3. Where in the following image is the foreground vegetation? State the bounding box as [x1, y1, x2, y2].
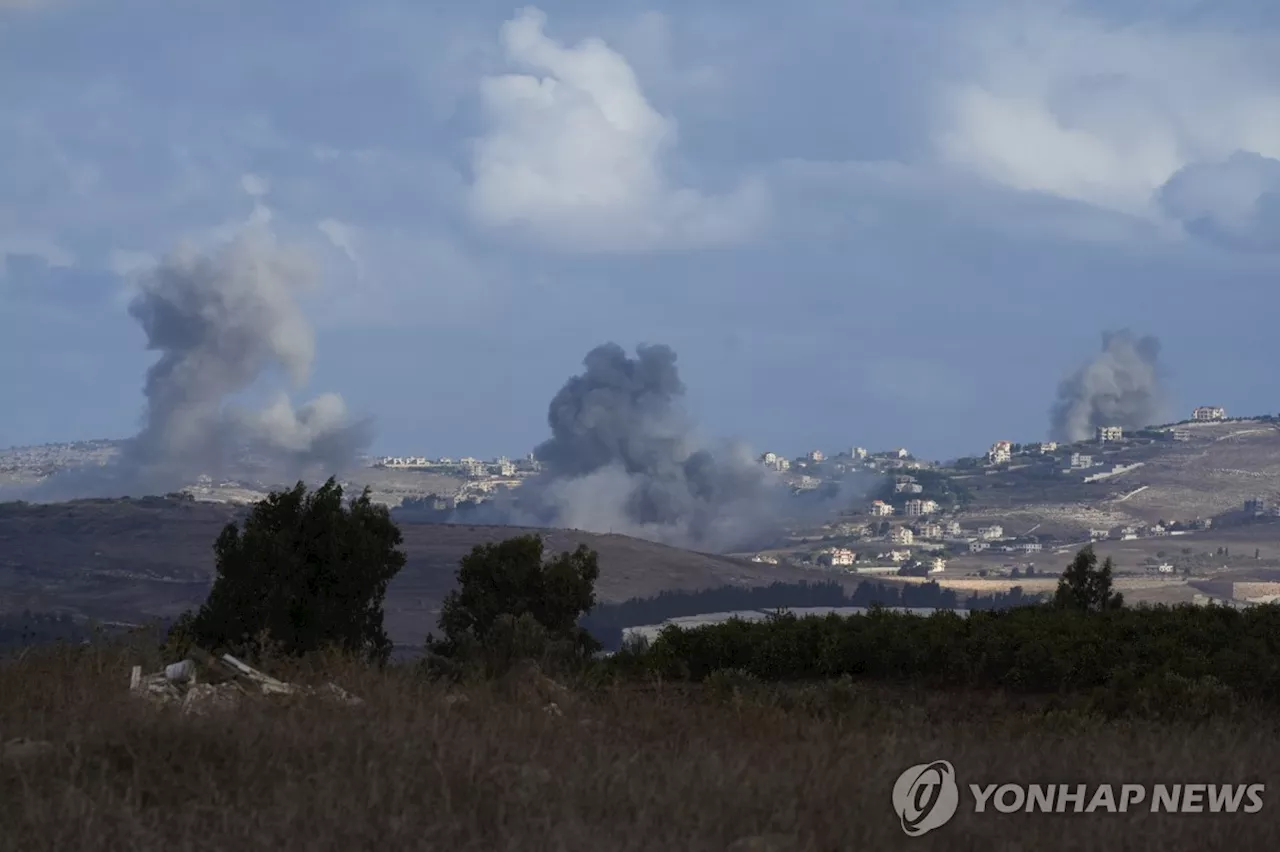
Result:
[6, 479, 1280, 848]
[3, 640, 1278, 851]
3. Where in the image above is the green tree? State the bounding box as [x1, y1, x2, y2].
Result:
[433, 534, 601, 658]
[1053, 545, 1123, 612]
[178, 477, 405, 663]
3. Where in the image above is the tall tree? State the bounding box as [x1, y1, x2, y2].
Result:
[435, 534, 600, 655]
[1054, 545, 1124, 613]
[181, 477, 406, 662]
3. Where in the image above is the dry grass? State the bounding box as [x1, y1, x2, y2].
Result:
[3, 644, 1279, 851]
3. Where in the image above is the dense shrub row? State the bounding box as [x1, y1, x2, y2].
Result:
[607, 602, 1280, 717]
[581, 580, 1040, 650]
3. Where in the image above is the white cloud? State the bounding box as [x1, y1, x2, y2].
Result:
[935, 8, 1280, 221]
[465, 6, 767, 252]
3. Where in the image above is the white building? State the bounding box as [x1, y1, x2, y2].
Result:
[1193, 406, 1227, 422]
[807, 450, 825, 463]
[869, 500, 895, 517]
[1096, 426, 1123, 442]
[988, 440, 1012, 465]
[1069, 453, 1093, 469]
[903, 498, 940, 516]
[969, 541, 990, 553]
[929, 556, 947, 573]
[977, 525, 1004, 541]
[889, 527, 915, 545]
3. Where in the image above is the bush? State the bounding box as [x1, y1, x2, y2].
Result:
[429, 534, 602, 675]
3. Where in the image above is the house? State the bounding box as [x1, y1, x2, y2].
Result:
[1120, 525, 1139, 540]
[751, 554, 779, 564]
[888, 527, 915, 545]
[969, 540, 990, 553]
[929, 556, 947, 573]
[869, 499, 895, 517]
[1149, 523, 1168, 537]
[895, 448, 911, 458]
[977, 525, 1004, 541]
[943, 521, 963, 537]
[1015, 541, 1042, 553]
[1037, 442, 1058, 454]
[761, 452, 778, 465]
[1156, 563, 1175, 574]
[1089, 529, 1111, 541]
[1246, 498, 1268, 516]
[903, 498, 940, 516]
[818, 547, 856, 567]
[916, 521, 943, 539]
[888, 549, 911, 563]
[987, 440, 1013, 465]
[1096, 426, 1123, 443]
[1191, 518, 1213, 531]
[1193, 406, 1226, 422]
[1069, 452, 1094, 469]
[852, 447, 868, 459]
[807, 450, 825, 463]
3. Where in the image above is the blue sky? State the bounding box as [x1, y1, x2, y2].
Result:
[2, 0, 1278, 462]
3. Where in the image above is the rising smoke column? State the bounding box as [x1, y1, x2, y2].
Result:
[15, 229, 371, 500]
[1050, 329, 1170, 443]
[484, 342, 839, 553]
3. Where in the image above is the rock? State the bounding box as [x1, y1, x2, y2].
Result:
[543, 702, 563, 716]
[442, 693, 470, 707]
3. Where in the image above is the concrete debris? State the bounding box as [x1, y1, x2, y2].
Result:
[128, 647, 362, 715]
[543, 702, 563, 717]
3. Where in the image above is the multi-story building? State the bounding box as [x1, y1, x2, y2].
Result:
[977, 525, 1004, 541]
[1037, 442, 1057, 454]
[1069, 452, 1093, 469]
[943, 521, 963, 537]
[916, 521, 943, 539]
[903, 498, 940, 516]
[869, 500, 895, 517]
[1096, 426, 1123, 442]
[987, 440, 1012, 465]
[969, 540, 990, 553]
[1193, 406, 1227, 422]
[852, 447, 868, 459]
[888, 527, 915, 545]
[929, 556, 947, 573]
[807, 450, 825, 463]
[819, 547, 857, 567]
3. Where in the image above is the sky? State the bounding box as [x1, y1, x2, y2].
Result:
[1, 0, 1278, 463]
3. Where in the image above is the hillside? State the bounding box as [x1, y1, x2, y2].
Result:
[0, 497, 834, 645]
[951, 419, 1280, 537]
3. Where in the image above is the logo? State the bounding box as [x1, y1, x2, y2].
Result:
[893, 760, 960, 836]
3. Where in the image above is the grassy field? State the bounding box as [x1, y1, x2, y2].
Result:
[3, 642, 1278, 851]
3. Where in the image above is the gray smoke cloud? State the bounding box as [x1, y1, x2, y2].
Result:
[9, 229, 371, 501]
[461, 342, 865, 553]
[1050, 329, 1170, 443]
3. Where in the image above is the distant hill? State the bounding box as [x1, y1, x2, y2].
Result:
[951, 419, 1280, 537]
[0, 497, 837, 646]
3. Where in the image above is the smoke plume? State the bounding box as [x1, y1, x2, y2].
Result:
[12, 229, 371, 500]
[1050, 329, 1169, 443]
[456, 342, 864, 553]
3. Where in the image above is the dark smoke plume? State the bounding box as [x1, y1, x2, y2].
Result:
[1050, 329, 1169, 443]
[450, 342, 866, 553]
[9, 229, 371, 501]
